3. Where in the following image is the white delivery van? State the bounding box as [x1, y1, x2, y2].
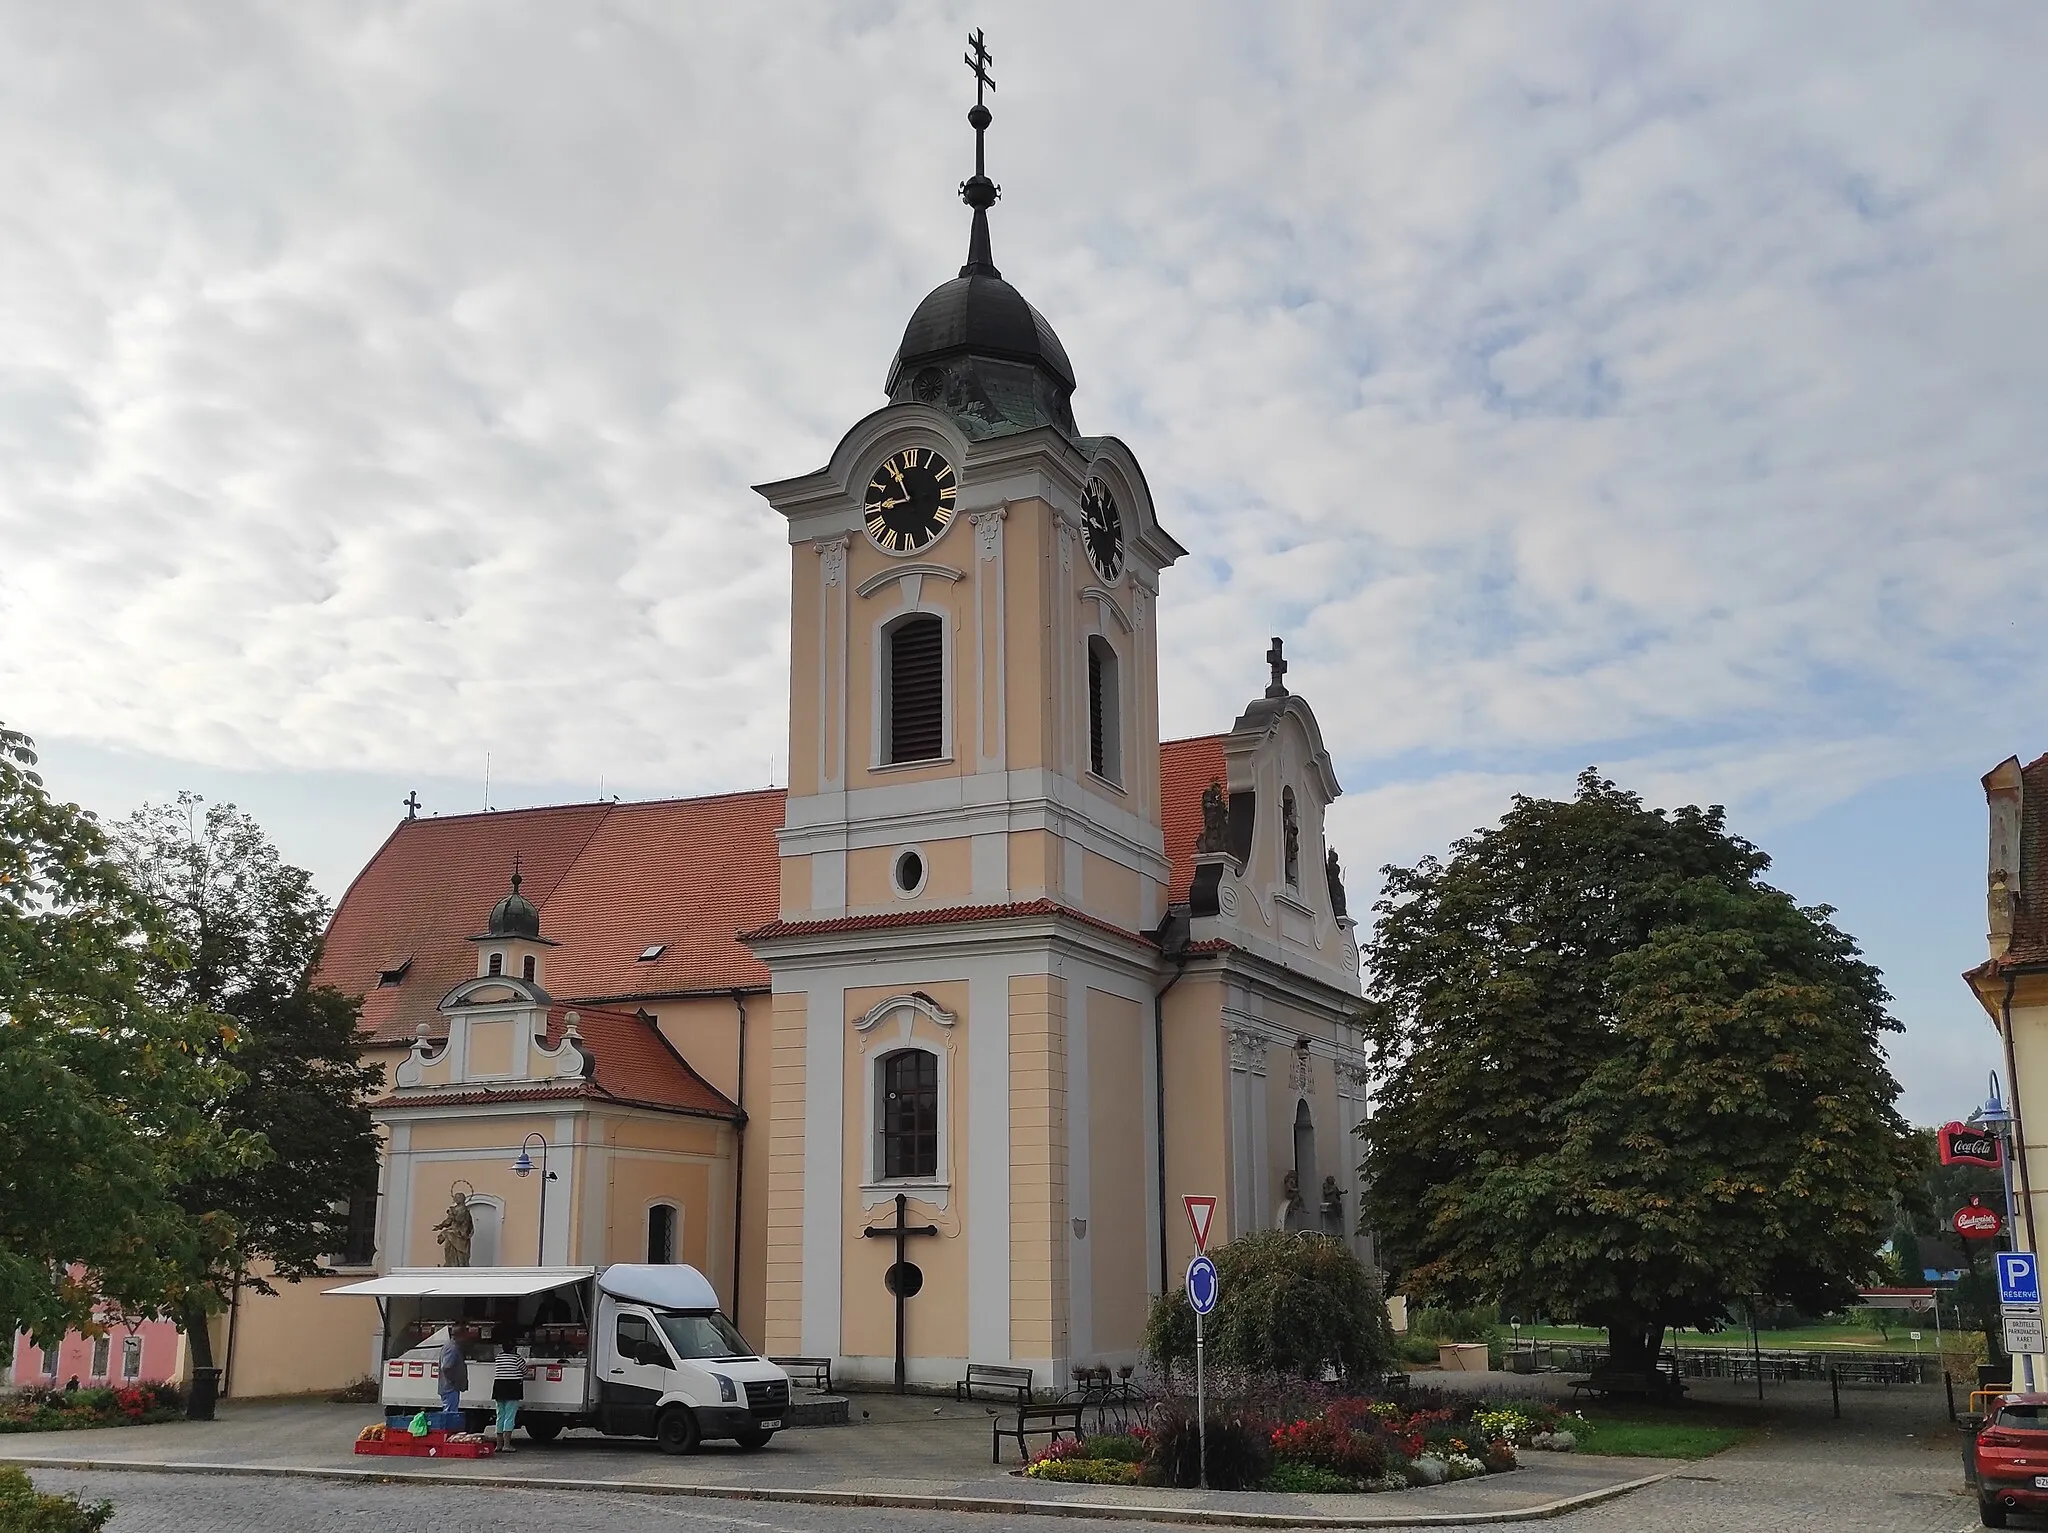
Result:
[329, 1264, 790, 1453]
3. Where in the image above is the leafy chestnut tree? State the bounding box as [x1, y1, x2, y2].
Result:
[113, 794, 379, 1376]
[0, 725, 253, 1344]
[1359, 769, 1915, 1376]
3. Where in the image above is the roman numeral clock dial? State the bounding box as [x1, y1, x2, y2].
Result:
[1081, 476, 1124, 582]
[863, 447, 956, 555]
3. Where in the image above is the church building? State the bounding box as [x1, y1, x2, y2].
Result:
[229, 47, 1374, 1398]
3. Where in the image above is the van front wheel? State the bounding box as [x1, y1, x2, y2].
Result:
[655, 1406, 700, 1455]
[735, 1427, 775, 1451]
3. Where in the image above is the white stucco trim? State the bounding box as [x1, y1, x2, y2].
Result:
[870, 600, 956, 772]
[858, 1030, 952, 1205]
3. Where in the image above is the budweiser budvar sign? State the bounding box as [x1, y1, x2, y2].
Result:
[1953, 1198, 2004, 1239]
[1939, 1121, 2003, 1168]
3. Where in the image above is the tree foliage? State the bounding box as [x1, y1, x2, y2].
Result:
[1360, 769, 1916, 1373]
[1145, 1231, 1396, 1384]
[0, 725, 253, 1344]
[112, 794, 379, 1368]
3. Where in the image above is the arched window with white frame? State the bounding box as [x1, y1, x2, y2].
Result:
[882, 613, 946, 765]
[1087, 634, 1122, 785]
[877, 1047, 940, 1180]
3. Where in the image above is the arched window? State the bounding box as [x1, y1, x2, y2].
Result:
[487, 952, 503, 976]
[1087, 636, 1121, 784]
[521, 954, 536, 982]
[884, 614, 945, 764]
[646, 1203, 677, 1264]
[879, 1048, 939, 1179]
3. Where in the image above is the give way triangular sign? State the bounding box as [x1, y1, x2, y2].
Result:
[1184, 1195, 1217, 1254]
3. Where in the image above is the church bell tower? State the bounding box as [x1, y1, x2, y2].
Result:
[746, 32, 1187, 1385]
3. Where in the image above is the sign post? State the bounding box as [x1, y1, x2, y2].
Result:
[1187, 1252, 1219, 1491]
[1999, 1252, 2043, 1373]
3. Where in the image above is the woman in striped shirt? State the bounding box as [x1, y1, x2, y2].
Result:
[490, 1327, 526, 1451]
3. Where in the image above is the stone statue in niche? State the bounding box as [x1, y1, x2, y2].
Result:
[1273, 1169, 1303, 1230]
[1197, 779, 1230, 855]
[434, 1189, 474, 1268]
[1326, 847, 1347, 918]
[1282, 787, 1300, 887]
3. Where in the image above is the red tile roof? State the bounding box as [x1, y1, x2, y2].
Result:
[322, 793, 782, 1045]
[1161, 735, 1227, 904]
[372, 1004, 741, 1120]
[326, 749, 1230, 1045]
[739, 897, 1154, 950]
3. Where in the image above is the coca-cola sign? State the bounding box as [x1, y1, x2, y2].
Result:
[1940, 1121, 2003, 1168]
[1954, 1199, 2005, 1239]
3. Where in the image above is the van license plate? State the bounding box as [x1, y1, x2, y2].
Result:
[760, 1419, 781, 1430]
[2034, 1476, 2048, 1489]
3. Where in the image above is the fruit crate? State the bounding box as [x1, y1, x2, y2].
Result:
[355, 1431, 495, 1459]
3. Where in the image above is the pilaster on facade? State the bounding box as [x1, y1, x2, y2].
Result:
[761, 989, 810, 1354]
[1008, 973, 1070, 1366]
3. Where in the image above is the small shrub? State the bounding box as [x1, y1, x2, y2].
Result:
[329, 1375, 380, 1405]
[1026, 1459, 1142, 1485]
[1081, 1433, 1147, 1464]
[1026, 1435, 1087, 1467]
[1142, 1402, 1273, 1491]
[1264, 1459, 1358, 1492]
[0, 1465, 113, 1532]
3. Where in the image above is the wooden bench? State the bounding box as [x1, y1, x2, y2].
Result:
[992, 1399, 1084, 1464]
[768, 1356, 832, 1393]
[956, 1362, 1033, 1405]
[1569, 1370, 1687, 1402]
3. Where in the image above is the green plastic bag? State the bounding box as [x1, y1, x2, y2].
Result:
[409, 1411, 431, 1437]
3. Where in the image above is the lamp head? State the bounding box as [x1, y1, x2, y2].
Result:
[512, 1149, 534, 1178]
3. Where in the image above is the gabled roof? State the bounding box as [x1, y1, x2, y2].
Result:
[372, 1004, 741, 1121]
[323, 792, 782, 1045]
[326, 746, 1232, 1044]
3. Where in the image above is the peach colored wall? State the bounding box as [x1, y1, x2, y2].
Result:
[846, 836, 973, 909]
[1004, 499, 1051, 773]
[840, 981, 970, 1361]
[762, 989, 809, 1353]
[1010, 973, 1069, 1360]
[466, 1019, 515, 1077]
[1082, 850, 1141, 932]
[402, 1112, 563, 1269]
[780, 854, 811, 914]
[841, 526, 975, 793]
[223, 1274, 381, 1397]
[1009, 830, 1057, 900]
[604, 1155, 714, 1270]
[651, 996, 745, 1104]
[1086, 989, 1149, 1352]
[1159, 982, 1231, 1279]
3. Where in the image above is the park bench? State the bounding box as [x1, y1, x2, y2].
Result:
[768, 1356, 833, 1393]
[957, 1362, 1033, 1405]
[1569, 1369, 1687, 1402]
[991, 1398, 1085, 1464]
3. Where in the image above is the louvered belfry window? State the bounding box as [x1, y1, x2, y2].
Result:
[887, 615, 945, 763]
[1087, 635, 1121, 783]
[1089, 643, 1106, 775]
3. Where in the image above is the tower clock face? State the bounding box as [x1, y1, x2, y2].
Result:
[1081, 477, 1124, 582]
[864, 446, 956, 555]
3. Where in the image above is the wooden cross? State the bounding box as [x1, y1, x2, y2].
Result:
[403, 790, 421, 820]
[1265, 636, 1289, 698]
[861, 1193, 938, 1394]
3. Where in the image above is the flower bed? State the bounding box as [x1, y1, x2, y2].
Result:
[0, 1384, 184, 1434]
[1021, 1392, 1588, 1494]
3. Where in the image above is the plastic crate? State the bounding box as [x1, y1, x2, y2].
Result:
[355, 1431, 495, 1459]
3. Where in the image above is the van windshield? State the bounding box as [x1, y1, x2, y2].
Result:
[653, 1310, 754, 1361]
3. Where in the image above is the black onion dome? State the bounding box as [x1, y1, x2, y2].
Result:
[887, 275, 1076, 394]
[486, 870, 541, 940]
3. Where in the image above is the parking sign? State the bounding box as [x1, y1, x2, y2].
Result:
[2000, 1251, 2040, 1305]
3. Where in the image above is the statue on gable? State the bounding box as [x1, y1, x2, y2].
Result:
[1197, 779, 1230, 855]
[434, 1189, 474, 1268]
[1273, 1169, 1303, 1230]
[1326, 847, 1347, 918]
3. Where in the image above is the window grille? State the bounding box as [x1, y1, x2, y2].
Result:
[647, 1204, 677, 1264]
[880, 1049, 939, 1179]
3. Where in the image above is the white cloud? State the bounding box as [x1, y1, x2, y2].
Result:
[1, 3, 2041, 1121]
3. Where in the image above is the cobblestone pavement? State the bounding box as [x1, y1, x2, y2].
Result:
[20, 1377, 1984, 1532]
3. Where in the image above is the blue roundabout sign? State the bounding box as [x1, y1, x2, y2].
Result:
[1186, 1253, 1220, 1316]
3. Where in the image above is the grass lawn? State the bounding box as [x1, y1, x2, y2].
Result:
[1515, 1322, 1921, 1352]
[1568, 1407, 1751, 1460]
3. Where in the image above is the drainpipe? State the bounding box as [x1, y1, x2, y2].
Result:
[2002, 971, 2039, 1254]
[730, 989, 750, 1330]
[1152, 918, 1191, 1297]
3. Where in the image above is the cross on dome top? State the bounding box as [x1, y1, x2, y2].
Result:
[959, 28, 1001, 278]
[1266, 637, 1289, 698]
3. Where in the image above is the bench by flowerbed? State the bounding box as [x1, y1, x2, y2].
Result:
[1021, 1393, 1588, 1493]
[1, 1384, 184, 1433]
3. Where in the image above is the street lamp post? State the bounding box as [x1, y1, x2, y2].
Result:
[511, 1133, 557, 1266]
[1977, 1073, 2031, 1391]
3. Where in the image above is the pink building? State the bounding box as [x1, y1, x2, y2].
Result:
[6, 1320, 182, 1390]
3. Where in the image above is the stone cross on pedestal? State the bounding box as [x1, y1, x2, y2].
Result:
[1265, 636, 1288, 698]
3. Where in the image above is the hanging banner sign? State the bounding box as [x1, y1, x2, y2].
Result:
[1941, 1121, 2003, 1167]
[1955, 1200, 2006, 1239]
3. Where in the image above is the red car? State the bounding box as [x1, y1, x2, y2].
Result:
[1976, 1394, 2048, 1525]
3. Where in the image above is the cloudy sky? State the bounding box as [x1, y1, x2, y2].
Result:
[5, 3, 2043, 1123]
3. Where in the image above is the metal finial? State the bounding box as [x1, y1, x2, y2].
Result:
[403, 790, 421, 821]
[1265, 636, 1289, 698]
[510, 852, 523, 894]
[959, 28, 1001, 278]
